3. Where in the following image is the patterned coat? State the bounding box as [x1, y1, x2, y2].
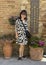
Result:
[15, 19, 28, 45]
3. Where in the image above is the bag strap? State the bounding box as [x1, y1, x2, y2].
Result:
[21, 21, 26, 30]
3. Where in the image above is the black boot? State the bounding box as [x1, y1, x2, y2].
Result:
[22, 55, 26, 58]
[18, 57, 22, 60]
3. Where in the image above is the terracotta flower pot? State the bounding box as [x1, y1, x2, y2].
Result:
[29, 46, 44, 60]
[3, 40, 12, 59]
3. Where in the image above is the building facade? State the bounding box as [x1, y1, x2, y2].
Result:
[0, 0, 46, 55]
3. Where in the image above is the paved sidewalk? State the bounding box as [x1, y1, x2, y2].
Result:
[0, 58, 46, 65]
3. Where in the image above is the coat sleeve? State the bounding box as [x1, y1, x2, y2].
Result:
[15, 19, 23, 33]
[15, 19, 19, 32]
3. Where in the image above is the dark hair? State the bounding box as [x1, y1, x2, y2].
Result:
[20, 10, 27, 20]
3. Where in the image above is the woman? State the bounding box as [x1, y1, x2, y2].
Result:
[15, 10, 28, 60]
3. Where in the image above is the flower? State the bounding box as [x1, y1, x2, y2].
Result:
[28, 36, 45, 48]
[38, 41, 44, 47]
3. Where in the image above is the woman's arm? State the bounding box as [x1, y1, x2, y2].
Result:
[15, 29, 18, 38]
[15, 20, 19, 38]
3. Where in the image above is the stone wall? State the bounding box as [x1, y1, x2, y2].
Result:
[0, 0, 21, 35]
[0, 0, 31, 36]
[0, 0, 46, 39]
[39, 0, 46, 39]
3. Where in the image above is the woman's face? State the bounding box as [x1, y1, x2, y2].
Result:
[21, 14, 26, 20]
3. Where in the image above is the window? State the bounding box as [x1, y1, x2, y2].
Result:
[30, 0, 39, 34]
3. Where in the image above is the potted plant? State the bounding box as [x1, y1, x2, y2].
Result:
[9, 16, 15, 26]
[3, 34, 15, 59]
[28, 36, 45, 60]
[3, 40, 12, 59]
